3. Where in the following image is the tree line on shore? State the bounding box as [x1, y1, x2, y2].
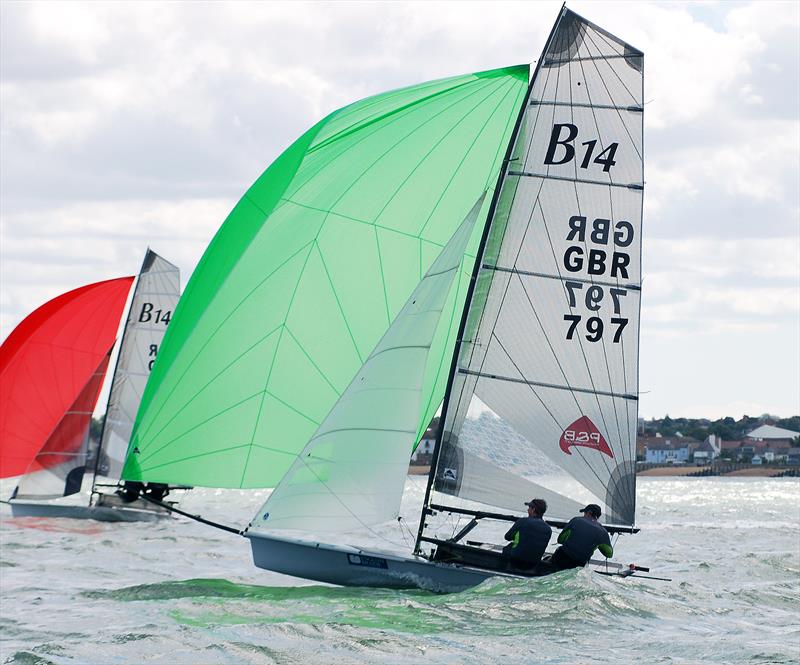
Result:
[639, 414, 800, 443]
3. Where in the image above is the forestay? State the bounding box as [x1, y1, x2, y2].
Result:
[95, 250, 179, 482]
[430, 8, 643, 527]
[123, 66, 529, 489]
[252, 198, 482, 532]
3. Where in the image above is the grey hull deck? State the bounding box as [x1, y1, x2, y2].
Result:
[8, 495, 172, 523]
[246, 531, 522, 592]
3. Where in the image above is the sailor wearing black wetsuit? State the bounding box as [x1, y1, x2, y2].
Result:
[501, 498, 552, 570]
[551, 503, 613, 569]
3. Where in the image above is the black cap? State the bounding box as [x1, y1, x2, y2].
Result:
[525, 498, 547, 514]
[579, 504, 601, 518]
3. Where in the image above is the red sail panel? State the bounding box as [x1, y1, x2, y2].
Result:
[0, 276, 134, 478]
[17, 351, 112, 498]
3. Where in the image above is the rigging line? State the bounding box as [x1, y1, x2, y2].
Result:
[396, 516, 412, 550]
[574, 47, 638, 507]
[138, 494, 243, 535]
[521, 14, 564, 170]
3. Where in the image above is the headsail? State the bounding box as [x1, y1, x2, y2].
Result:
[123, 66, 529, 489]
[0, 277, 134, 478]
[251, 197, 482, 532]
[93, 250, 180, 483]
[423, 7, 644, 529]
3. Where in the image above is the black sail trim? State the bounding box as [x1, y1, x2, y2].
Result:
[530, 100, 643, 112]
[482, 264, 641, 291]
[457, 368, 638, 401]
[508, 170, 643, 190]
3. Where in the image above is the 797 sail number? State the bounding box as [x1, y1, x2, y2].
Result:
[564, 314, 627, 343]
[563, 281, 628, 343]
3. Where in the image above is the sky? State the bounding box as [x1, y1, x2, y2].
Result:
[1, 0, 798, 421]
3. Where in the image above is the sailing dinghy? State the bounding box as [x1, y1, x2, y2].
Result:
[124, 6, 647, 590]
[4, 250, 181, 522]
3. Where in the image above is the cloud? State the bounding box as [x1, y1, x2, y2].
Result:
[1, 0, 798, 419]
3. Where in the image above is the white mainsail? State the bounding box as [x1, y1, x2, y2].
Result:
[429, 8, 643, 526]
[94, 249, 180, 483]
[251, 198, 483, 533]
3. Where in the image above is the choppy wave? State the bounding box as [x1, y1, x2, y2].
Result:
[2, 477, 799, 664]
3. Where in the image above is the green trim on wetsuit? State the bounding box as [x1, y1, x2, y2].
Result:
[558, 528, 572, 544]
[597, 543, 614, 558]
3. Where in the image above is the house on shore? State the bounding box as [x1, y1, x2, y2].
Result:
[641, 435, 701, 464]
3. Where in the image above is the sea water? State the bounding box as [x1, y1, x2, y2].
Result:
[1, 476, 798, 665]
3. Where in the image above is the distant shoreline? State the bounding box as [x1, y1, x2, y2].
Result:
[637, 466, 797, 477]
[407, 465, 798, 478]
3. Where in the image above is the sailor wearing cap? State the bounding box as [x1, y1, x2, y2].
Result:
[550, 504, 614, 570]
[500, 498, 552, 571]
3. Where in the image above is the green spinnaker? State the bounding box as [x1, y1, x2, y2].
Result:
[123, 65, 529, 488]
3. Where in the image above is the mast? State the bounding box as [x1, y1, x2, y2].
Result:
[414, 6, 569, 555]
[90, 248, 179, 500]
[89, 253, 145, 500]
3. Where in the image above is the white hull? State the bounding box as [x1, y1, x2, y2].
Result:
[246, 531, 523, 592]
[8, 493, 172, 523]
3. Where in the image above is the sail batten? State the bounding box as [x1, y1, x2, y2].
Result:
[420, 7, 643, 531]
[508, 170, 643, 189]
[456, 369, 637, 400]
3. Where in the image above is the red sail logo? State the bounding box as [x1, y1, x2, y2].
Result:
[559, 416, 614, 458]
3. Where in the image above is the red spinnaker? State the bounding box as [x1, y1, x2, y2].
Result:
[0, 277, 134, 478]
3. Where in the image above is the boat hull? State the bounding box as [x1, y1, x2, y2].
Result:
[8, 494, 172, 523]
[246, 531, 512, 592]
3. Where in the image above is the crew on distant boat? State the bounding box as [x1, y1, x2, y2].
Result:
[116, 481, 169, 503]
[501, 498, 552, 571]
[550, 504, 613, 570]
